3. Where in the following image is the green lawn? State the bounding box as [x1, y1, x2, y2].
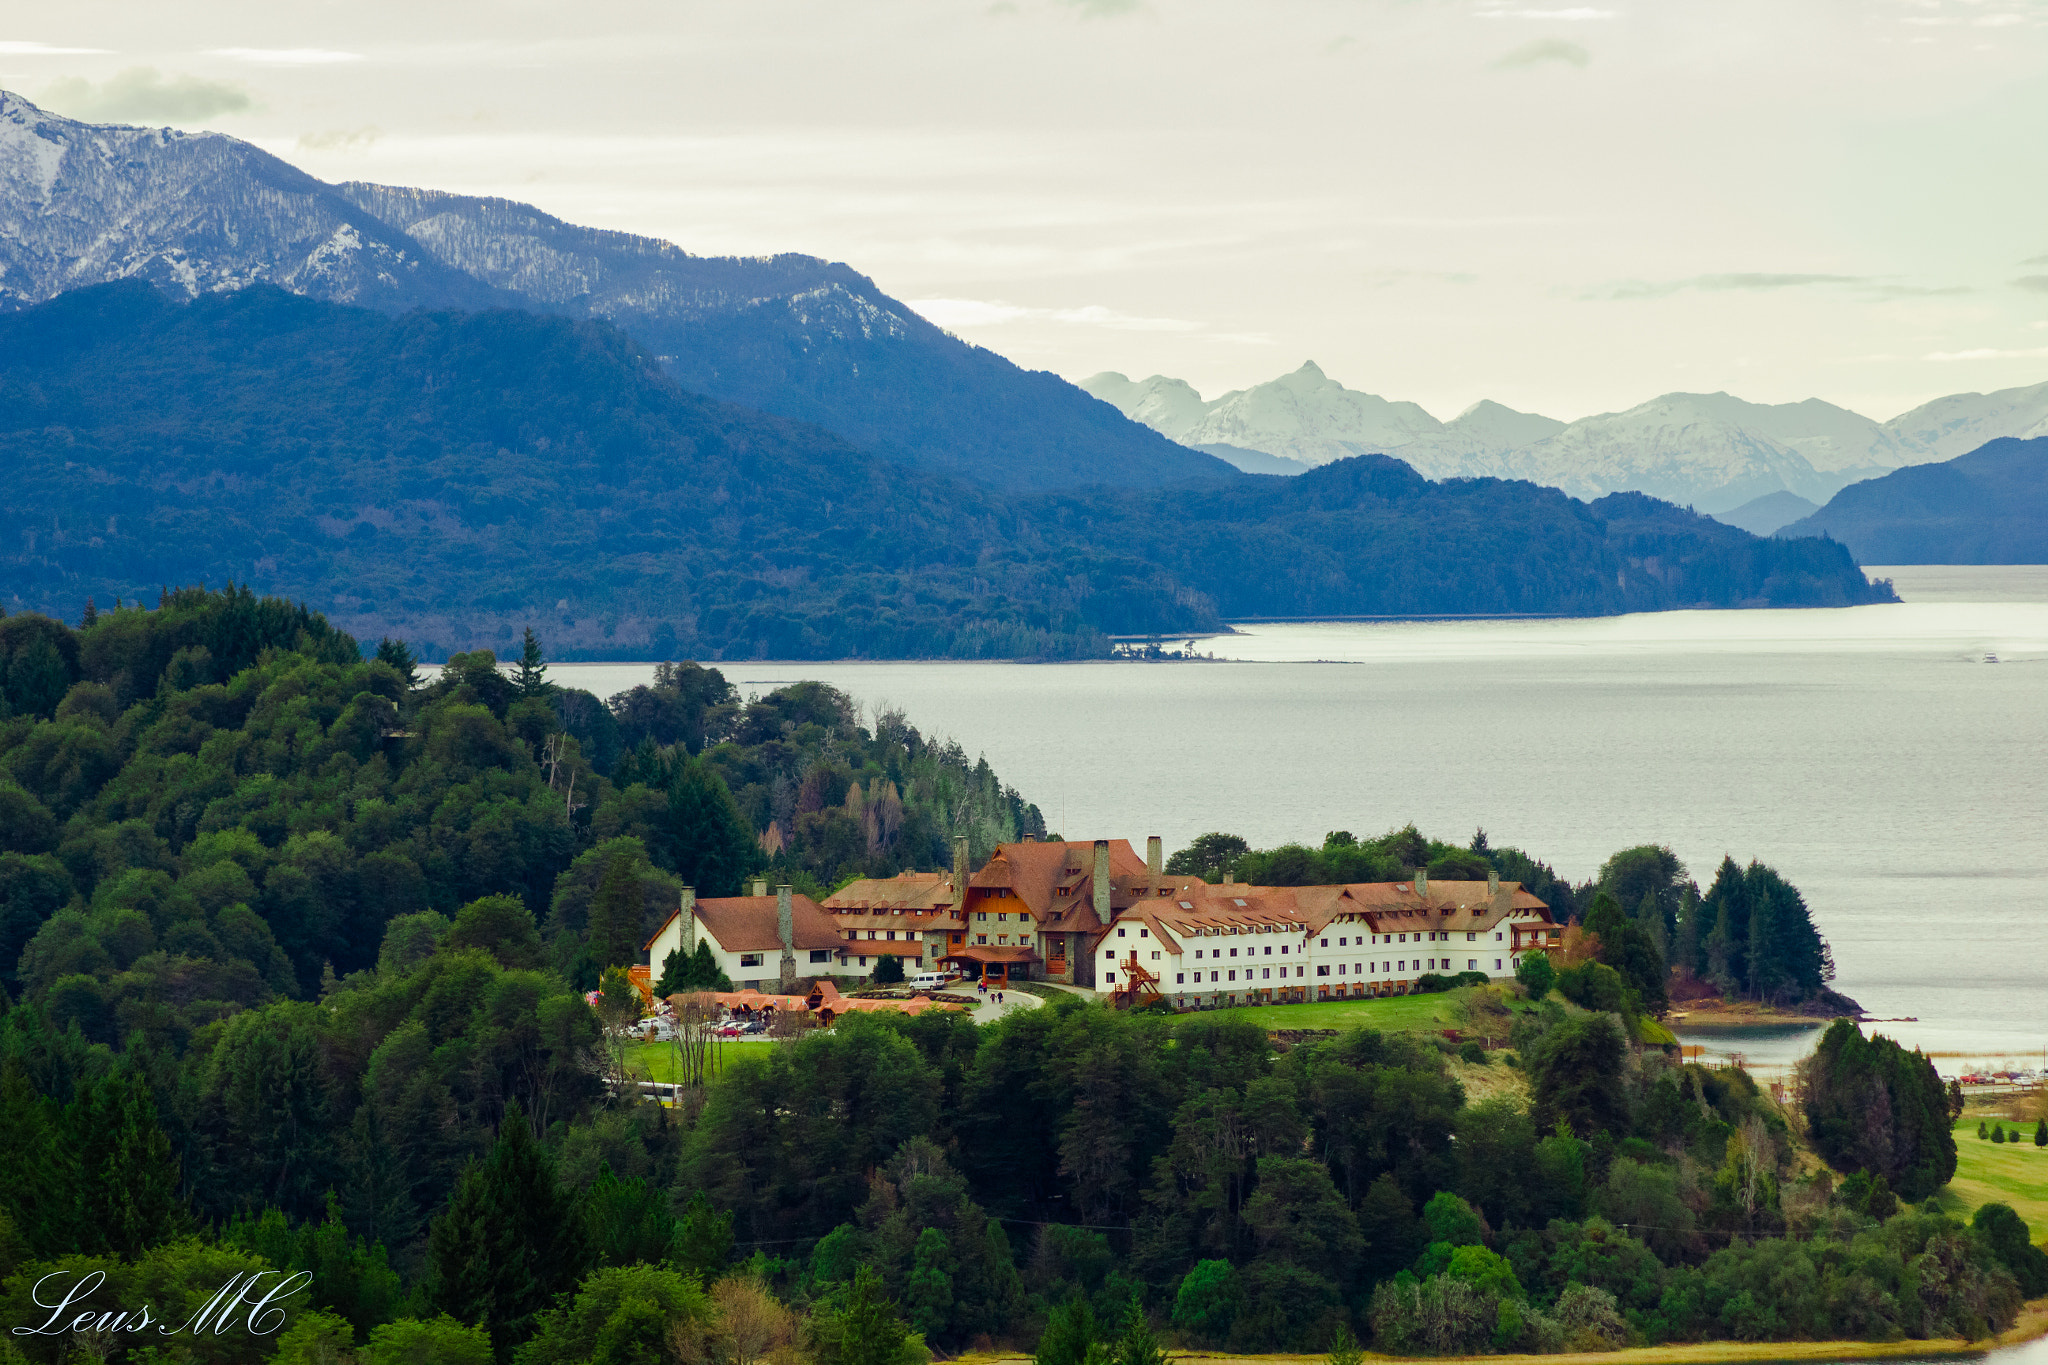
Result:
[1184, 991, 1468, 1033]
[620, 1037, 774, 1084]
[1939, 1119, 2048, 1240]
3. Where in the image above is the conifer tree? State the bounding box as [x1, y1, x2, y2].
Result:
[1111, 1294, 1166, 1365]
[374, 637, 421, 689]
[426, 1103, 588, 1362]
[70, 1070, 190, 1258]
[514, 627, 552, 699]
[590, 853, 644, 971]
[664, 753, 762, 896]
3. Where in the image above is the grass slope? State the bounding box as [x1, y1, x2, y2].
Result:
[1939, 1118, 2048, 1239]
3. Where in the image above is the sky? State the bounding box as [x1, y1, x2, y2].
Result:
[7, 0, 2048, 423]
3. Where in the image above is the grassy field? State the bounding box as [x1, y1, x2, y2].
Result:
[620, 1037, 775, 1084]
[1185, 992, 1469, 1033]
[1938, 1117, 2048, 1238]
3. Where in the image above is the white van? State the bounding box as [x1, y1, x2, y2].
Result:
[908, 971, 951, 992]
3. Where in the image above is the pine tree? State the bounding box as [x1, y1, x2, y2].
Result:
[655, 948, 687, 997]
[838, 1264, 912, 1365]
[664, 754, 762, 896]
[81, 598, 97, 628]
[904, 1226, 955, 1339]
[590, 853, 644, 971]
[514, 627, 552, 699]
[2035, 1119, 2046, 1147]
[69, 1071, 190, 1258]
[374, 637, 421, 689]
[1702, 857, 1748, 994]
[1110, 1295, 1165, 1365]
[688, 940, 733, 992]
[426, 1103, 587, 1362]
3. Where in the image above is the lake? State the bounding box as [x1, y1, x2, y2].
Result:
[542, 565, 2048, 1075]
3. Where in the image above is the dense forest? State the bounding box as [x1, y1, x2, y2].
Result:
[2, 591, 2039, 1365]
[0, 283, 1892, 661]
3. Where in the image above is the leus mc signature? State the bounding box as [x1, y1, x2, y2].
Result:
[14, 1269, 312, 1340]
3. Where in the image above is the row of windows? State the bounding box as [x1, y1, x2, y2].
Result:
[1171, 966, 1307, 984]
[1320, 930, 1503, 946]
[1312, 957, 1503, 977]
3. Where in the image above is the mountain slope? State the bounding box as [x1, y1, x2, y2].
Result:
[1879, 381, 2048, 462]
[0, 91, 1234, 492]
[1777, 437, 2048, 563]
[0, 284, 1892, 658]
[1711, 491, 1820, 537]
[0, 91, 498, 312]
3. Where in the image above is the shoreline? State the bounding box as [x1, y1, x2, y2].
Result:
[954, 1297, 2048, 1365]
[1669, 1002, 1840, 1028]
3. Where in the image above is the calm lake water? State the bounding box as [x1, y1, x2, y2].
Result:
[544, 566, 2048, 1074]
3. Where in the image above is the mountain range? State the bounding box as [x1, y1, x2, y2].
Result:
[0, 282, 1893, 658]
[1778, 436, 2048, 564]
[0, 91, 1231, 492]
[1082, 362, 2048, 515]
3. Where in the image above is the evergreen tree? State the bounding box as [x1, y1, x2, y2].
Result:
[837, 1264, 913, 1365]
[1701, 856, 1749, 993]
[1036, 1293, 1101, 1365]
[1111, 1294, 1166, 1365]
[2036, 1119, 2046, 1148]
[1673, 884, 1703, 978]
[1800, 1019, 1956, 1201]
[688, 940, 734, 992]
[904, 1226, 955, 1339]
[514, 627, 552, 699]
[655, 948, 688, 997]
[70, 1070, 190, 1258]
[589, 853, 645, 971]
[374, 637, 421, 689]
[674, 1189, 733, 1282]
[426, 1103, 588, 1362]
[874, 953, 907, 985]
[1634, 890, 1668, 960]
[664, 753, 763, 896]
[1743, 863, 1827, 1002]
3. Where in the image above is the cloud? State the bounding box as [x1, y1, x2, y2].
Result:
[2014, 275, 2048, 293]
[38, 67, 252, 122]
[205, 47, 363, 65]
[1923, 346, 2048, 361]
[1491, 39, 1590, 69]
[2022, 255, 2048, 266]
[298, 126, 382, 151]
[1594, 272, 1862, 300]
[0, 40, 113, 55]
[1867, 283, 1973, 297]
[1478, 8, 1616, 19]
[910, 297, 1201, 332]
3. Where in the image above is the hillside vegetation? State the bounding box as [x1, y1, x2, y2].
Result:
[0, 283, 1892, 660]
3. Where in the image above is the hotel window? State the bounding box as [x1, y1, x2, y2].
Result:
[1467, 932, 1477, 941]
[1195, 949, 1204, 959]
[741, 953, 763, 967]
[1495, 959, 1503, 970]
[1468, 959, 1477, 969]
[1399, 960, 1406, 970]
[1105, 972, 1116, 983]
[1262, 968, 1271, 979]
[1176, 973, 1185, 984]
[1495, 932, 1504, 941]
[976, 934, 987, 945]
[997, 912, 1007, 922]
[1210, 971, 1219, 982]
[997, 935, 1009, 945]
[1117, 927, 1126, 937]
[1229, 947, 1238, 957]
[1140, 928, 1149, 937]
[1280, 945, 1288, 954]
[1296, 967, 1304, 978]
[1316, 966, 1329, 977]
[976, 912, 987, 921]
[1151, 951, 1161, 960]
[1320, 937, 1329, 947]
[1263, 945, 1272, 956]
[1338, 937, 1347, 946]
[1228, 971, 1237, 981]
[810, 949, 832, 963]
[1105, 949, 1116, 959]
[859, 956, 868, 966]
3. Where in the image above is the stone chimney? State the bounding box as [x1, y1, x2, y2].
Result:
[1147, 835, 1162, 881]
[777, 884, 796, 989]
[1416, 868, 1429, 897]
[1223, 870, 1234, 886]
[952, 835, 969, 916]
[1489, 870, 1509, 915]
[680, 887, 697, 957]
[1093, 839, 1111, 921]
[752, 879, 768, 898]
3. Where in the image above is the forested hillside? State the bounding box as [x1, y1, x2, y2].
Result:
[1778, 436, 2048, 563]
[2, 590, 2041, 1364]
[0, 284, 1892, 661]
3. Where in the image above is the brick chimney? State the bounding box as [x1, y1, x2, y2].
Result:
[681, 887, 697, 957]
[1147, 835, 1162, 881]
[777, 884, 796, 989]
[1093, 839, 1111, 921]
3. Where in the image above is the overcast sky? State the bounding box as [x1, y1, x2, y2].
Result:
[9, 0, 2048, 422]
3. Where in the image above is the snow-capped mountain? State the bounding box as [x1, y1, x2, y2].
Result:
[1880, 381, 2048, 462]
[0, 91, 1231, 491]
[0, 92, 494, 311]
[1089, 360, 2048, 510]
